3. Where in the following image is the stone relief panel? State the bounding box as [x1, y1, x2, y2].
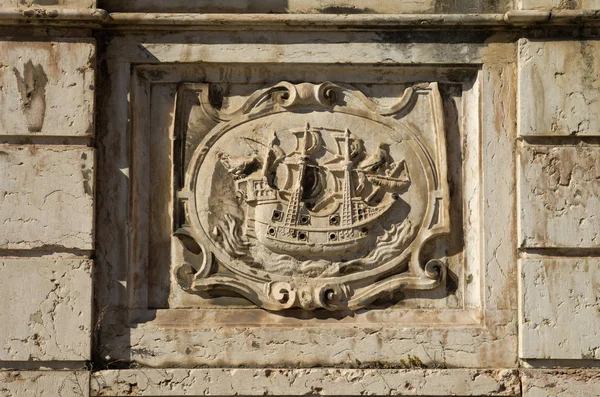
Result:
[94, 32, 517, 366]
[172, 81, 450, 311]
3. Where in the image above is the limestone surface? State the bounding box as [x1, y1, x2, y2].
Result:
[0, 371, 90, 397]
[0, 40, 95, 136]
[0, 258, 92, 361]
[91, 368, 520, 396]
[97, 309, 516, 368]
[0, 5, 597, 397]
[0, 146, 95, 250]
[521, 370, 600, 397]
[519, 145, 600, 248]
[519, 39, 600, 136]
[520, 257, 600, 359]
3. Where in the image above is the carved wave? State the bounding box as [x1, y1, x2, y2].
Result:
[250, 219, 414, 278]
[212, 214, 251, 258]
[339, 220, 415, 274]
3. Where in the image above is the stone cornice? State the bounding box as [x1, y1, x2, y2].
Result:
[0, 8, 107, 25]
[0, 8, 598, 30]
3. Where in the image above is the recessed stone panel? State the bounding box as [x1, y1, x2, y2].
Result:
[0, 259, 93, 361]
[519, 39, 600, 136]
[94, 49, 517, 367]
[519, 145, 600, 248]
[0, 40, 95, 136]
[0, 145, 95, 250]
[520, 258, 600, 359]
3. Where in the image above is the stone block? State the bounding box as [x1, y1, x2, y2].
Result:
[91, 368, 520, 396]
[0, 40, 95, 136]
[519, 145, 600, 248]
[0, 0, 95, 8]
[0, 371, 90, 397]
[0, 145, 95, 250]
[519, 39, 600, 136]
[521, 370, 600, 397]
[520, 258, 600, 359]
[0, 258, 92, 361]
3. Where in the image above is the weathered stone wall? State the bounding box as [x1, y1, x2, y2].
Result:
[0, 0, 598, 396]
[0, 2, 97, 396]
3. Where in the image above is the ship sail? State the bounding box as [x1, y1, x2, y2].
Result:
[219, 124, 412, 259]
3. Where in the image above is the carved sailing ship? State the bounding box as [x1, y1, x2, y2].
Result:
[221, 123, 411, 259]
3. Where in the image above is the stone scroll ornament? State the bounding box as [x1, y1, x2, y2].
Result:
[173, 81, 450, 311]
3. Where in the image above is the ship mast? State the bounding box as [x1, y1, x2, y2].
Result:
[281, 123, 310, 236]
[340, 129, 354, 239]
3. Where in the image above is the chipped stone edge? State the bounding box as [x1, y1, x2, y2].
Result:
[0, 9, 599, 29]
[0, 370, 91, 397]
[89, 368, 522, 396]
[5, 368, 600, 396]
[520, 369, 600, 396]
[95, 10, 600, 28]
[0, 7, 107, 23]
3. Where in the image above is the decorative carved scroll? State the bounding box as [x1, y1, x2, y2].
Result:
[173, 81, 450, 311]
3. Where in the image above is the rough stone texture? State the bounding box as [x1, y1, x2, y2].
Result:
[0, 258, 92, 361]
[0, 40, 95, 136]
[481, 63, 518, 312]
[519, 145, 600, 248]
[0, 145, 95, 250]
[0, 371, 90, 397]
[0, 0, 95, 8]
[90, 368, 520, 396]
[520, 0, 600, 9]
[125, 36, 514, 66]
[521, 370, 600, 397]
[520, 257, 600, 359]
[97, 309, 516, 368]
[519, 39, 600, 137]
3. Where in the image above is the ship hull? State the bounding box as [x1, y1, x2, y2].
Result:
[250, 201, 391, 259]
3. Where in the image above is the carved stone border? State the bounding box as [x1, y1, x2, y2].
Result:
[173, 81, 450, 311]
